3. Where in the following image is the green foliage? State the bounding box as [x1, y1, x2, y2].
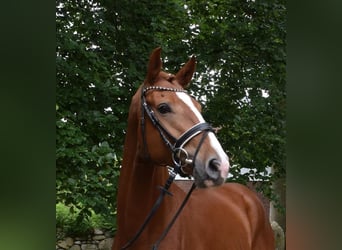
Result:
[56, 203, 115, 237]
[56, 0, 124, 228]
[56, 0, 286, 228]
[185, 0, 286, 202]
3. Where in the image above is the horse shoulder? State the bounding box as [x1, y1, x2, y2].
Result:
[178, 184, 256, 249]
[219, 183, 275, 249]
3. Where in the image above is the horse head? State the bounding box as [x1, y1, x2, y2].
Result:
[139, 47, 230, 188]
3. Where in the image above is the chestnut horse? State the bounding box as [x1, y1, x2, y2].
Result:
[112, 47, 274, 250]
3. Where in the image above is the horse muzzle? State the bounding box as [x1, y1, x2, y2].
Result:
[192, 155, 230, 188]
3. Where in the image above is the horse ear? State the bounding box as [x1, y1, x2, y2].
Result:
[175, 56, 196, 88]
[145, 47, 163, 85]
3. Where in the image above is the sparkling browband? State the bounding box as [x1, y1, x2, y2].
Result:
[143, 86, 188, 94]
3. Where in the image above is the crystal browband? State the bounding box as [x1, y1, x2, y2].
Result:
[143, 86, 188, 95]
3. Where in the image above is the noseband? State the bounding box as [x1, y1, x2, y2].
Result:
[141, 85, 214, 173]
[121, 86, 214, 250]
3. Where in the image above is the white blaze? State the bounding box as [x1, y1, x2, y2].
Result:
[176, 92, 230, 178]
[176, 92, 205, 123]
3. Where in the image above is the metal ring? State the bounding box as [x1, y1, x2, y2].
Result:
[172, 148, 190, 166]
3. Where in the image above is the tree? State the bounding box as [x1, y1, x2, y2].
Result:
[56, 0, 286, 230]
[56, 0, 124, 226]
[56, 0, 194, 228]
[185, 0, 286, 226]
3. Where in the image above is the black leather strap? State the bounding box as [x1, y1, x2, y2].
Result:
[174, 122, 213, 149]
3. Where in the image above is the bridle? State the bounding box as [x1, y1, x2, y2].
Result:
[121, 85, 214, 250]
[141, 85, 213, 173]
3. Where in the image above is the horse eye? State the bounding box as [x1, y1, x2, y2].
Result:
[157, 103, 172, 114]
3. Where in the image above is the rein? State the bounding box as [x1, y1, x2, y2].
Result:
[121, 86, 213, 250]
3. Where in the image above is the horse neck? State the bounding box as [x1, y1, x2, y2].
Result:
[116, 92, 182, 245]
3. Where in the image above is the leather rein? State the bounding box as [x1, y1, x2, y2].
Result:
[121, 86, 214, 250]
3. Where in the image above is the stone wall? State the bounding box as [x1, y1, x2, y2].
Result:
[56, 228, 114, 250]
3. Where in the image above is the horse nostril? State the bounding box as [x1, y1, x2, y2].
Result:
[208, 159, 220, 172]
[206, 159, 221, 180]
[198, 159, 226, 187]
